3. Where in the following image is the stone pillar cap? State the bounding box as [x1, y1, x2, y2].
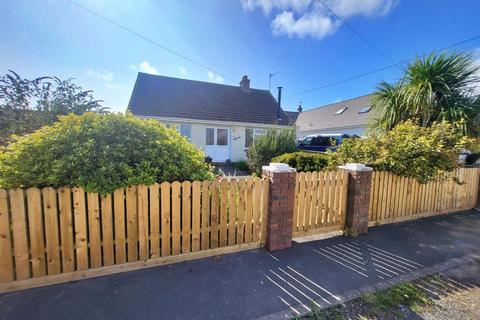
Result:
[338, 163, 373, 172]
[262, 163, 296, 173]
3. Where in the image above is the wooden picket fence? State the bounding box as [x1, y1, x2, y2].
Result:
[293, 170, 349, 237]
[368, 167, 480, 226]
[0, 177, 269, 292]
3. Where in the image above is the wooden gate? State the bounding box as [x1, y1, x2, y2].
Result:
[292, 170, 349, 237]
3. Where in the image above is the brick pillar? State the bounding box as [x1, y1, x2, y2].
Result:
[262, 163, 296, 251]
[339, 163, 373, 235]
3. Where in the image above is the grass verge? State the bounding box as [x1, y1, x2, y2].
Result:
[298, 282, 432, 320]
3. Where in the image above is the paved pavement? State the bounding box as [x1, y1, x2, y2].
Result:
[1, 210, 479, 320]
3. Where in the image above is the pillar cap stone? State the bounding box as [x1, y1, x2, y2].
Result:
[262, 163, 296, 173]
[338, 163, 373, 172]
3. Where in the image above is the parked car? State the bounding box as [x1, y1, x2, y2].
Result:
[297, 133, 353, 152]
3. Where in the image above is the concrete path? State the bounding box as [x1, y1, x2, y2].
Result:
[1, 210, 479, 320]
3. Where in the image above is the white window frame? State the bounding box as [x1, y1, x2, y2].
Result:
[245, 128, 267, 148]
[176, 123, 192, 140]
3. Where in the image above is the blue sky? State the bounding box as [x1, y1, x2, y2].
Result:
[1, 0, 479, 113]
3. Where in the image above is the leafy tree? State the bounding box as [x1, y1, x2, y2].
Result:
[0, 113, 214, 194]
[0, 70, 107, 144]
[247, 129, 297, 175]
[372, 51, 480, 135]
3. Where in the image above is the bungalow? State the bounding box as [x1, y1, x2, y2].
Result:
[128, 73, 296, 162]
[296, 94, 377, 139]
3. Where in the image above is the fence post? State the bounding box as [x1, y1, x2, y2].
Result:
[477, 169, 480, 209]
[262, 163, 296, 251]
[339, 163, 373, 235]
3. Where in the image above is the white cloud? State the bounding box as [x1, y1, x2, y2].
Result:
[207, 70, 224, 83]
[242, 0, 313, 14]
[272, 11, 341, 39]
[106, 83, 124, 90]
[129, 61, 160, 75]
[86, 69, 114, 82]
[139, 61, 159, 75]
[241, 0, 398, 39]
[179, 66, 187, 75]
[86, 68, 123, 90]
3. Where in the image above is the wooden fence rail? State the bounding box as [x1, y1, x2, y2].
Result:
[368, 167, 480, 226]
[293, 170, 349, 237]
[0, 177, 269, 289]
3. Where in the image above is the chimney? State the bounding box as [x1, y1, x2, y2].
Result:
[239, 75, 250, 91]
[277, 87, 283, 109]
[276, 87, 283, 123]
[297, 103, 303, 113]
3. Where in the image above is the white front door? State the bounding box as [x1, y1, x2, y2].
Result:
[205, 127, 230, 162]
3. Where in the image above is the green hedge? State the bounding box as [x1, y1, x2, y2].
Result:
[332, 120, 471, 183]
[0, 113, 214, 194]
[272, 151, 331, 172]
[272, 121, 471, 183]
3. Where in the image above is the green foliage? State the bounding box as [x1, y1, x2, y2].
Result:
[271, 151, 331, 172]
[468, 138, 480, 153]
[0, 71, 107, 145]
[301, 282, 432, 319]
[0, 113, 214, 194]
[247, 129, 297, 175]
[233, 160, 250, 171]
[332, 120, 471, 183]
[362, 282, 432, 314]
[371, 51, 480, 136]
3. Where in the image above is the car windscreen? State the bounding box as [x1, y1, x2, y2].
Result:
[313, 136, 335, 146]
[301, 137, 313, 145]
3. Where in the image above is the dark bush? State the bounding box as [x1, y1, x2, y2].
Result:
[233, 160, 250, 171]
[0, 113, 214, 194]
[272, 151, 331, 172]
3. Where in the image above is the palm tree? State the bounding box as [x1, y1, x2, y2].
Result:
[372, 51, 480, 135]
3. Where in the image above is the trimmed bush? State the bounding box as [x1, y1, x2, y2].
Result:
[331, 120, 471, 182]
[272, 151, 331, 172]
[0, 113, 214, 194]
[270, 121, 470, 183]
[247, 129, 297, 175]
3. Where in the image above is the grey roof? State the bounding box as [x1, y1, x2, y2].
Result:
[296, 94, 377, 132]
[128, 73, 293, 125]
[284, 111, 299, 123]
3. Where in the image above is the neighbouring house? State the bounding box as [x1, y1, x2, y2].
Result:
[296, 94, 377, 139]
[128, 73, 296, 162]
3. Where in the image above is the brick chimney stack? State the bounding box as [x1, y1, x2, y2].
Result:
[240, 75, 250, 91]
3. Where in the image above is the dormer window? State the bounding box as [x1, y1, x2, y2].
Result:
[358, 106, 372, 114]
[334, 107, 348, 115]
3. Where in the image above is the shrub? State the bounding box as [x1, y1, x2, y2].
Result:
[247, 129, 297, 175]
[233, 160, 249, 171]
[271, 151, 331, 172]
[331, 120, 471, 182]
[0, 113, 214, 194]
